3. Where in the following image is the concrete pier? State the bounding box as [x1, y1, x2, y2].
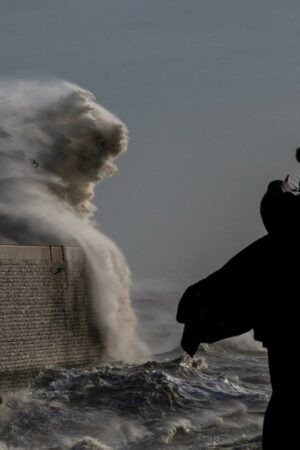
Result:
[0, 245, 102, 390]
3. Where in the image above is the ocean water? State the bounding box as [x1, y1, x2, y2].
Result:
[0, 292, 270, 450]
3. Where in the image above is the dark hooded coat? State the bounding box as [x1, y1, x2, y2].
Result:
[177, 179, 300, 449]
[177, 179, 300, 356]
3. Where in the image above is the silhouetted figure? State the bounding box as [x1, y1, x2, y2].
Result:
[177, 176, 300, 449]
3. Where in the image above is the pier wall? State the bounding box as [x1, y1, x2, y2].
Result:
[0, 245, 101, 389]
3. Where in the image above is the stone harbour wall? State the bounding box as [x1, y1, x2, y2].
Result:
[0, 245, 102, 390]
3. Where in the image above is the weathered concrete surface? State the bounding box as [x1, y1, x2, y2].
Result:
[0, 245, 102, 390]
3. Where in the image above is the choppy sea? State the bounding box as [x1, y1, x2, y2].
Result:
[0, 292, 270, 450]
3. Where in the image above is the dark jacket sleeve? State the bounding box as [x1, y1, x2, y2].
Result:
[176, 236, 271, 356]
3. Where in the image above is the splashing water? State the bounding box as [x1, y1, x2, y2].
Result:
[0, 79, 147, 361]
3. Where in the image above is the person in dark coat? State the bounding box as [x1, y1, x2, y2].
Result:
[177, 174, 300, 449]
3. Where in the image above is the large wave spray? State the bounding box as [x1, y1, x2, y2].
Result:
[0, 79, 147, 361]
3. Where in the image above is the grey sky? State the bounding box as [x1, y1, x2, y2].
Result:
[1, 0, 300, 289]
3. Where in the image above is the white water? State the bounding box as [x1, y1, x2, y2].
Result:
[0, 79, 147, 361]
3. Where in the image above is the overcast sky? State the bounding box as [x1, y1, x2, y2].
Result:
[1, 0, 300, 289]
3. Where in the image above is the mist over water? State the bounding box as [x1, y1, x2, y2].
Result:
[0, 79, 147, 361]
[0, 80, 269, 450]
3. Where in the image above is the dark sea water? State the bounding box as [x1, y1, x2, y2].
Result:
[0, 292, 270, 450]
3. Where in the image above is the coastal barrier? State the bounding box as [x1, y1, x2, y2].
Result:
[0, 245, 102, 390]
